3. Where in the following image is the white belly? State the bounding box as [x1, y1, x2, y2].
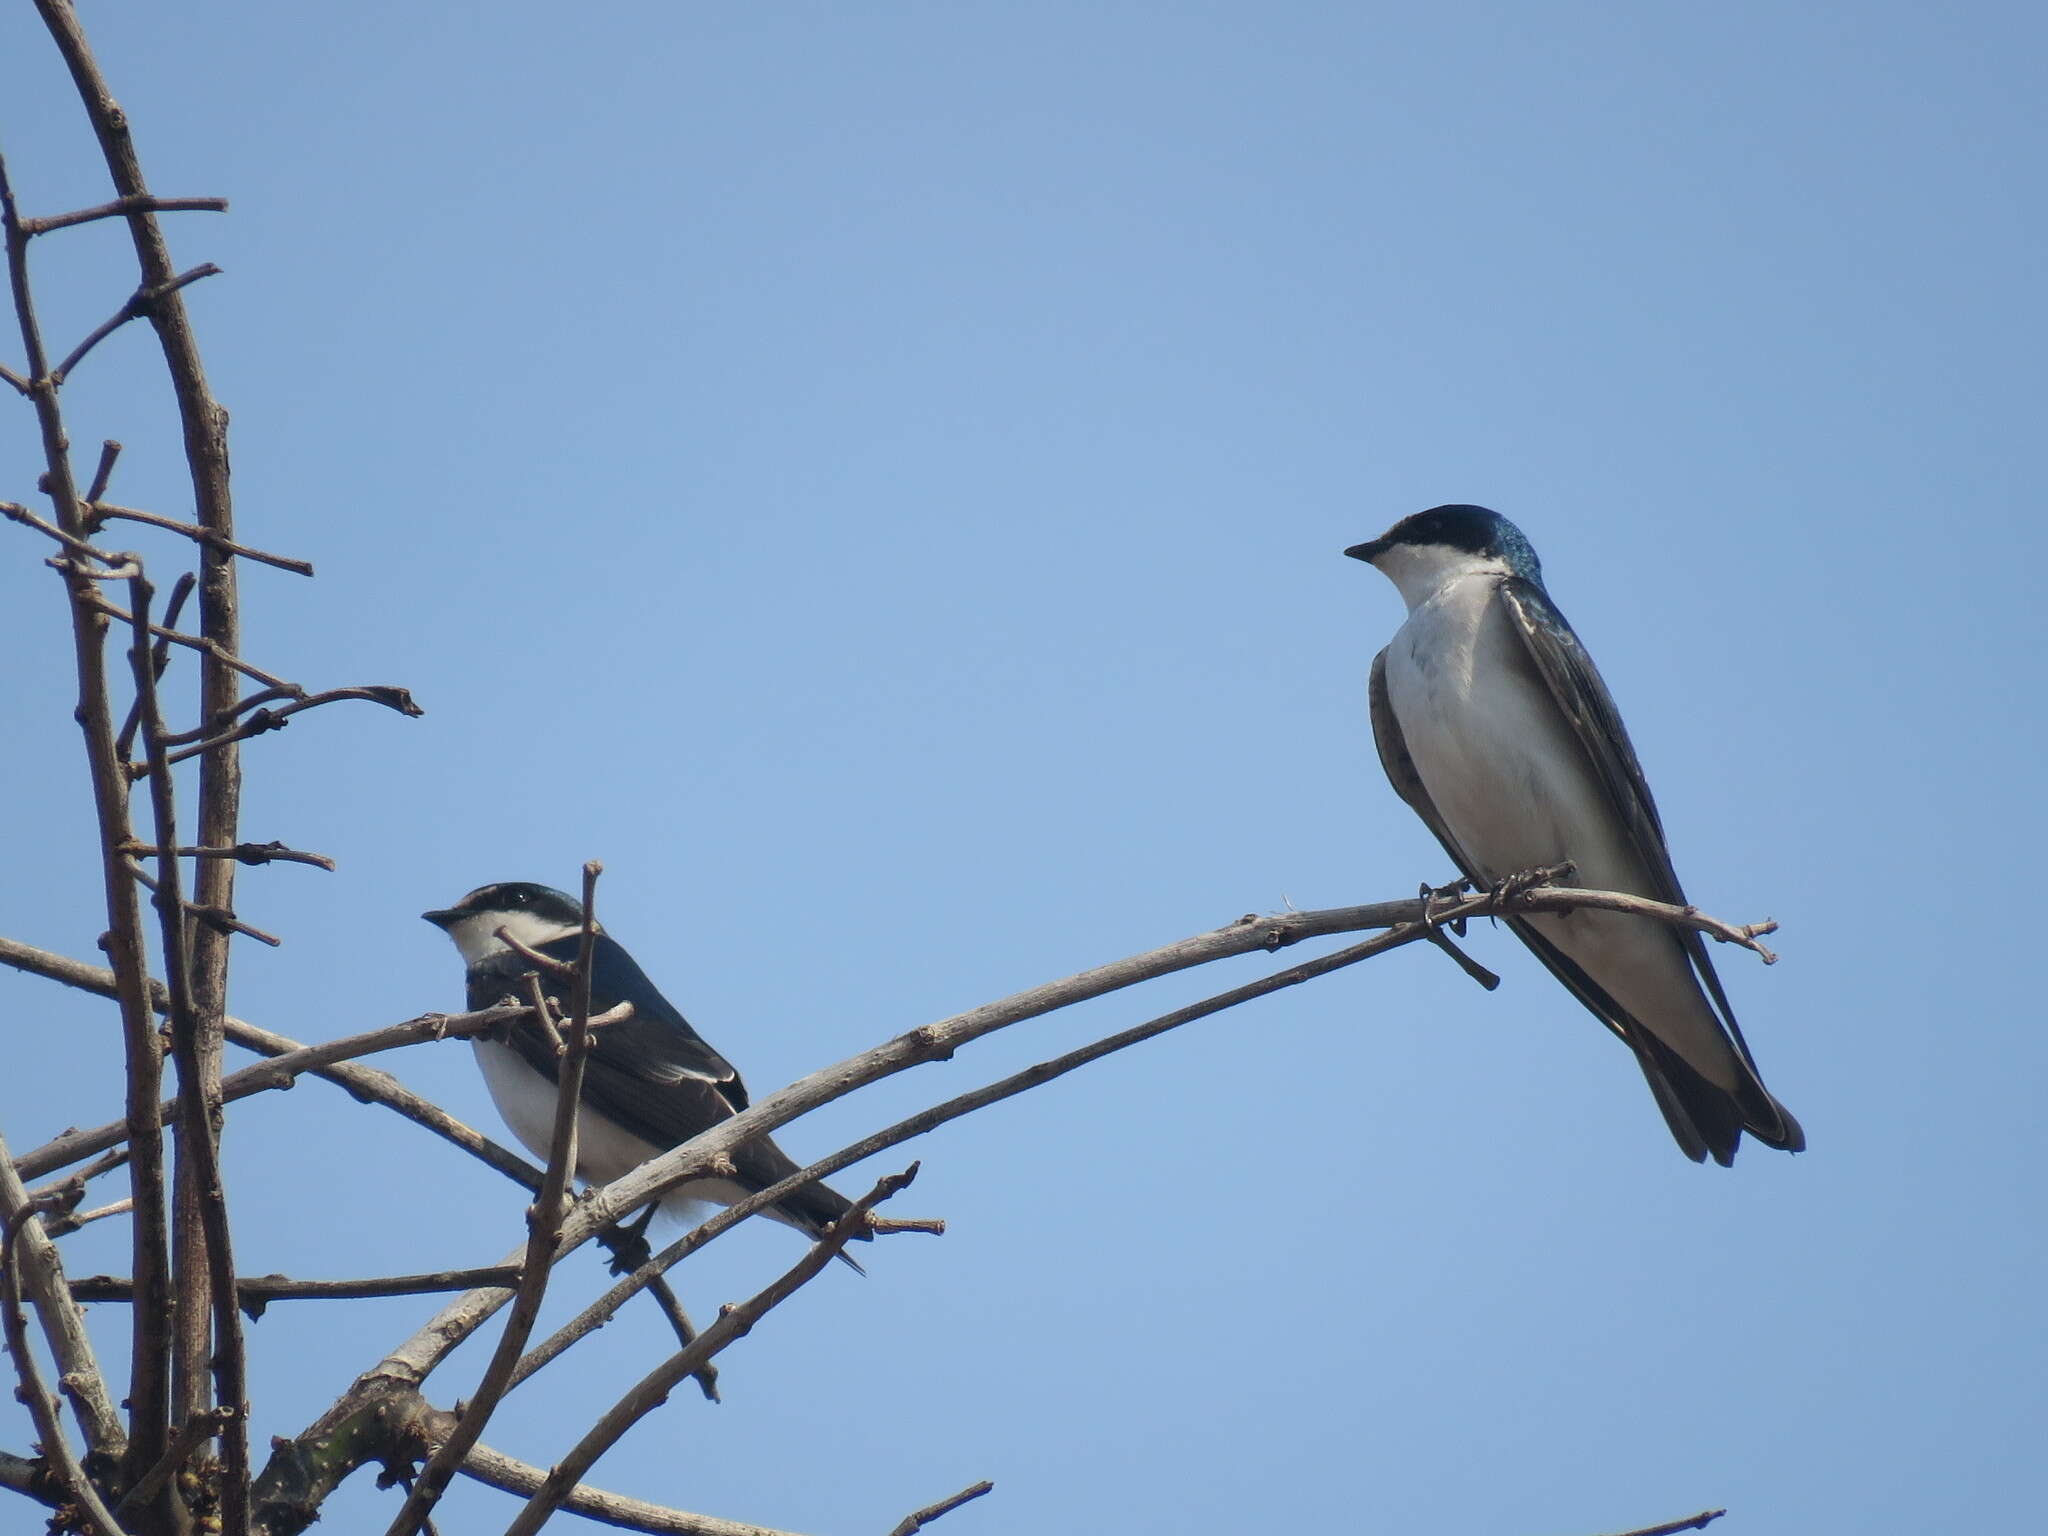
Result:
[1380, 578, 1743, 1089]
[470, 1039, 765, 1220]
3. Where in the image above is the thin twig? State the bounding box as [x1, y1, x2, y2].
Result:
[1597, 1511, 1726, 1536]
[158, 683, 297, 740]
[0, 935, 550, 1192]
[26, 1147, 130, 1216]
[83, 439, 121, 503]
[17, 1001, 629, 1183]
[124, 861, 282, 946]
[49, 262, 222, 385]
[456, 1439, 803, 1536]
[87, 502, 313, 575]
[44, 1198, 134, 1237]
[88, 594, 290, 690]
[2, 1204, 131, 1536]
[501, 1168, 917, 1536]
[512, 921, 1413, 1388]
[886, 1480, 994, 1536]
[355, 870, 1783, 1400]
[1, 139, 172, 1488]
[383, 866, 604, 1536]
[492, 926, 578, 977]
[154, 684, 423, 768]
[71, 1267, 523, 1314]
[0, 1130, 125, 1460]
[0, 497, 133, 568]
[128, 573, 255, 1523]
[120, 841, 338, 871]
[589, 1221, 721, 1403]
[0, 359, 25, 393]
[1417, 881, 1502, 989]
[19, 194, 228, 235]
[114, 570, 196, 761]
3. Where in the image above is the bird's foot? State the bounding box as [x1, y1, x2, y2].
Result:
[1489, 861, 1574, 909]
[596, 1205, 659, 1277]
[1414, 881, 1500, 991]
[1418, 877, 1474, 937]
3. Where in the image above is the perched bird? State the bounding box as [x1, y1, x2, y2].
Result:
[422, 881, 870, 1262]
[1346, 505, 1803, 1165]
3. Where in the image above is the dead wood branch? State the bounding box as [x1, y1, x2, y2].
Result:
[886, 1480, 994, 1536]
[500, 1166, 919, 1536]
[384, 865, 606, 1536]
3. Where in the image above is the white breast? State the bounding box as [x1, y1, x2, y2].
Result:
[469, 1039, 800, 1228]
[1378, 573, 1744, 1089]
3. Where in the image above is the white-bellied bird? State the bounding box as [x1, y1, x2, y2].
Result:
[1346, 505, 1803, 1165]
[423, 881, 870, 1262]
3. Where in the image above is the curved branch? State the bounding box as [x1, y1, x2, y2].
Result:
[346, 871, 1785, 1400]
[0, 936, 547, 1192]
[15, 1001, 617, 1182]
[501, 1167, 917, 1536]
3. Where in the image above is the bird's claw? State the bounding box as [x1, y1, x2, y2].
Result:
[1418, 878, 1474, 936]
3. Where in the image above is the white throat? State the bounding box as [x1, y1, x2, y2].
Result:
[1369, 543, 1511, 612]
[441, 907, 581, 967]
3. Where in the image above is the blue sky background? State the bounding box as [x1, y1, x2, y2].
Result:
[2, 4, 2042, 1533]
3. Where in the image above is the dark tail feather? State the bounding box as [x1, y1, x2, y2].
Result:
[1633, 1034, 1804, 1166]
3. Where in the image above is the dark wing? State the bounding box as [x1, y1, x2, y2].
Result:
[1371, 629, 1799, 1164]
[504, 933, 749, 1150]
[482, 935, 867, 1246]
[1494, 577, 1803, 1157]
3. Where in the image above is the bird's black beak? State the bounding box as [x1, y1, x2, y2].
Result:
[1344, 538, 1387, 563]
[420, 908, 459, 929]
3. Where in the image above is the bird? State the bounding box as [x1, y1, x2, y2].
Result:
[1345, 504, 1803, 1165]
[421, 881, 870, 1264]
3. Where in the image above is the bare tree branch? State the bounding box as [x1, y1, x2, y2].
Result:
[113, 570, 195, 762]
[85, 594, 289, 691]
[29, 12, 263, 1459]
[500, 1166, 919, 1536]
[0, 137, 178, 1496]
[0, 1448, 45, 1496]
[3, 1200, 132, 1536]
[1596, 1511, 1726, 1536]
[17, 1001, 631, 1183]
[112, 1408, 234, 1524]
[488, 1450, 791, 1535]
[0, 1129, 125, 1458]
[119, 841, 337, 871]
[454, 1440, 807, 1536]
[345, 870, 1779, 1412]
[0, 497, 135, 568]
[18, 194, 228, 235]
[49, 262, 222, 385]
[384, 865, 605, 1536]
[87, 501, 313, 575]
[126, 571, 255, 1524]
[71, 1267, 522, 1313]
[0, 933, 552, 1192]
[153, 684, 422, 768]
[514, 914, 1414, 1387]
[885, 1481, 993, 1536]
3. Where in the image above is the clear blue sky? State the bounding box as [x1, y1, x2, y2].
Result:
[2, 4, 2042, 1533]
